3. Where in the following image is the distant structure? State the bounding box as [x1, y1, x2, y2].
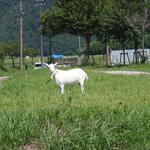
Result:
[109, 49, 150, 66]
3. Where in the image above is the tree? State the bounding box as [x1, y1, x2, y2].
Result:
[42, 0, 112, 64]
[111, 13, 131, 65]
[125, 0, 146, 64]
[102, 0, 145, 65]
[24, 48, 39, 64]
[5, 43, 19, 68]
[41, 0, 150, 65]
[41, 7, 65, 63]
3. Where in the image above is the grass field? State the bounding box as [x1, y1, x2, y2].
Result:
[0, 63, 150, 149]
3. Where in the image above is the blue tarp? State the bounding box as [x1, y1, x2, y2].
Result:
[52, 54, 64, 59]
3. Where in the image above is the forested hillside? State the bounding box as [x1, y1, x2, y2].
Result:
[0, 0, 82, 55]
[0, 0, 46, 46]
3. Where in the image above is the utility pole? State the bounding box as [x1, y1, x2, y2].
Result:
[20, 0, 24, 71]
[40, 2, 43, 68]
[36, 0, 45, 68]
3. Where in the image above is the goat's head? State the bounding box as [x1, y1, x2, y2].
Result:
[48, 63, 58, 73]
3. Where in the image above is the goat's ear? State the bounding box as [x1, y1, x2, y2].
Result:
[54, 62, 58, 66]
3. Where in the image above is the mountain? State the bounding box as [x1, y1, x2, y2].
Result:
[0, 0, 53, 48]
[0, 0, 82, 55]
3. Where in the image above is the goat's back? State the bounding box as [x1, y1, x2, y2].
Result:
[55, 68, 87, 84]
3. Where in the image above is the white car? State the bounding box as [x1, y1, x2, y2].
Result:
[34, 62, 47, 70]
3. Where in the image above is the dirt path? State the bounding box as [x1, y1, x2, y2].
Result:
[101, 71, 150, 76]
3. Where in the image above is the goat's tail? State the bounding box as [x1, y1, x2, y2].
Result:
[85, 73, 88, 81]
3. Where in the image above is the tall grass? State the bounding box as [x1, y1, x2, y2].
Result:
[0, 65, 150, 149]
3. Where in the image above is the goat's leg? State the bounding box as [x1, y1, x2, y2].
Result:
[79, 80, 84, 92]
[60, 84, 64, 94]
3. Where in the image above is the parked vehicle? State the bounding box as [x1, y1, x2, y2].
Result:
[34, 62, 47, 70]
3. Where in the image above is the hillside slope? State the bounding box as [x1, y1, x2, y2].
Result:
[0, 0, 51, 47]
[0, 0, 81, 55]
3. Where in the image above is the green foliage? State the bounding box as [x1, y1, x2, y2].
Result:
[0, 42, 19, 68]
[0, 43, 7, 69]
[90, 40, 103, 54]
[42, 0, 114, 63]
[55, 0, 104, 35]
[5, 43, 19, 57]
[24, 48, 39, 57]
[144, 34, 150, 48]
[41, 7, 65, 37]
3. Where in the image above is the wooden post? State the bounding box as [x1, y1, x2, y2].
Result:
[105, 44, 109, 66]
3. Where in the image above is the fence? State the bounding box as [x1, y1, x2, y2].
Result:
[110, 49, 150, 65]
[53, 57, 78, 66]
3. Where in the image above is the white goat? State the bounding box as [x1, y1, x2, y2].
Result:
[46, 63, 88, 94]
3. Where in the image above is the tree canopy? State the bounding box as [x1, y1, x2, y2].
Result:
[0, 0, 150, 65]
[42, 0, 115, 63]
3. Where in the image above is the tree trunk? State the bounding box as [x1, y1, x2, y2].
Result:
[0, 61, 2, 69]
[134, 40, 138, 64]
[12, 58, 15, 68]
[105, 43, 109, 66]
[84, 34, 91, 64]
[104, 34, 110, 66]
[31, 56, 34, 65]
[0, 58, 4, 69]
[10, 56, 15, 68]
[121, 41, 126, 65]
[49, 36, 53, 64]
